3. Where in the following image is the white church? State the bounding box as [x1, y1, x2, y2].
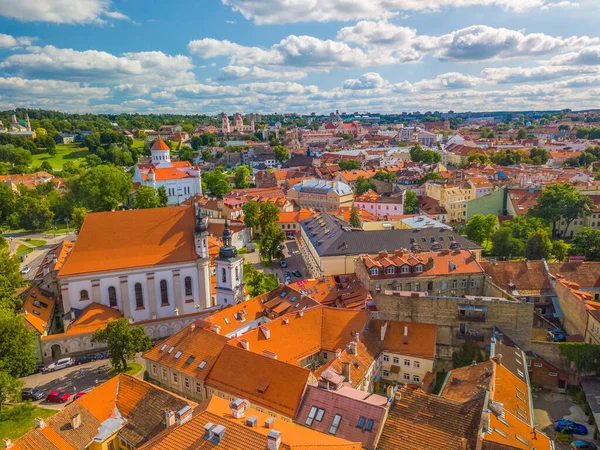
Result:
[133, 136, 202, 205]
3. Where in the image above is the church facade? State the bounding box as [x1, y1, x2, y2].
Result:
[133, 136, 202, 205]
[0, 113, 36, 138]
[220, 112, 255, 134]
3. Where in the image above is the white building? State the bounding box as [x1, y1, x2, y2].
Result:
[214, 222, 245, 307]
[133, 136, 202, 205]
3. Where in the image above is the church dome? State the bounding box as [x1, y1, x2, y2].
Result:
[195, 209, 208, 234]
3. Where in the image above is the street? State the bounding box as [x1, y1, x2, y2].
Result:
[243, 239, 309, 285]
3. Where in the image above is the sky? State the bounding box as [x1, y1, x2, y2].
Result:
[1, 0, 600, 115]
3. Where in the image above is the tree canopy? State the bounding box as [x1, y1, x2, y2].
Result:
[91, 318, 151, 370]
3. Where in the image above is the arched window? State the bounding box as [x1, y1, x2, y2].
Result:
[222, 268, 227, 283]
[79, 290, 89, 301]
[108, 286, 117, 307]
[135, 283, 144, 309]
[235, 267, 239, 281]
[184, 276, 193, 297]
[160, 280, 169, 306]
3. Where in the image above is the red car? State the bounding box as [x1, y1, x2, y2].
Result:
[46, 391, 70, 403]
[73, 392, 86, 401]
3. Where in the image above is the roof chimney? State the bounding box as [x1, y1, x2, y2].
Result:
[403, 325, 409, 344]
[265, 417, 275, 428]
[260, 325, 271, 339]
[210, 324, 221, 334]
[348, 340, 358, 356]
[210, 424, 226, 444]
[176, 405, 193, 425]
[336, 348, 342, 359]
[230, 398, 248, 419]
[246, 416, 258, 427]
[164, 410, 176, 428]
[240, 339, 250, 351]
[341, 361, 351, 382]
[3, 438, 11, 449]
[262, 350, 278, 360]
[34, 418, 46, 429]
[267, 430, 282, 450]
[189, 323, 196, 331]
[70, 414, 81, 430]
[379, 251, 388, 258]
[381, 321, 389, 341]
[203, 422, 215, 439]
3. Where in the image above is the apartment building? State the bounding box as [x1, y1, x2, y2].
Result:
[287, 179, 353, 211]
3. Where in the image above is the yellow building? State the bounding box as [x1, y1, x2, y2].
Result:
[424, 182, 472, 223]
[287, 179, 353, 211]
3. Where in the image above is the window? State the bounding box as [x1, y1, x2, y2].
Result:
[404, 373, 410, 381]
[414, 264, 423, 273]
[161, 368, 167, 379]
[461, 279, 467, 289]
[414, 361, 420, 369]
[452, 279, 458, 290]
[401, 265, 410, 274]
[366, 419, 374, 432]
[174, 351, 182, 359]
[108, 286, 117, 307]
[393, 357, 399, 364]
[386, 266, 395, 275]
[383, 369, 390, 377]
[427, 281, 433, 291]
[414, 282, 420, 292]
[329, 414, 342, 435]
[134, 283, 144, 309]
[185, 276, 193, 296]
[357, 417, 365, 428]
[413, 375, 420, 382]
[160, 280, 169, 305]
[549, 372, 558, 377]
[151, 364, 157, 375]
[383, 355, 390, 362]
[222, 268, 227, 283]
[196, 383, 202, 394]
[404, 359, 410, 367]
[470, 279, 476, 288]
[79, 290, 89, 301]
[441, 280, 447, 290]
[370, 267, 379, 276]
[172, 373, 178, 383]
[305, 406, 325, 426]
[315, 408, 325, 422]
[235, 267, 239, 281]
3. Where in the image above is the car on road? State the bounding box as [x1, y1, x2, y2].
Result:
[44, 357, 74, 373]
[73, 392, 87, 401]
[280, 260, 287, 268]
[555, 419, 588, 435]
[21, 388, 45, 401]
[292, 270, 302, 277]
[21, 266, 31, 275]
[285, 270, 291, 281]
[46, 391, 70, 403]
[74, 354, 97, 365]
[571, 441, 598, 449]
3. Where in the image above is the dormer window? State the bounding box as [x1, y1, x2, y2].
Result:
[386, 266, 395, 275]
[414, 264, 423, 273]
[370, 267, 379, 276]
[401, 265, 410, 274]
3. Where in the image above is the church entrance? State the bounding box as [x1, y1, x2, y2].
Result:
[51, 344, 62, 361]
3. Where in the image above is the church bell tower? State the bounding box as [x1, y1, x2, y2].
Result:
[215, 221, 244, 307]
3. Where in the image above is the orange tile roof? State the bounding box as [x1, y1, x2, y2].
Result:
[201, 296, 267, 336]
[143, 322, 229, 381]
[205, 345, 311, 418]
[140, 395, 362, 450]
[288, 274, 370, 310]
[59, 206, 197, 277]
[42, 303, 121, 340]
[370, 320, 437, 360]
[35, 240, 74, 279]
[149, 168, 192, 181]
[21, 286, 55, 335]
[277, 208, 314, 224]
[439, 360, 493, 403]
[151, 136, 170, 151]
[338, 170, 377, 182]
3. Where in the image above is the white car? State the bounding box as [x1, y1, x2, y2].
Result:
[21, 266, 31, 275]
[45, 357, 74, 373]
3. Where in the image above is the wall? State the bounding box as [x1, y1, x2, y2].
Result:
[552, 278, 589, 337]
[465, 188, 506, 221]
[380, 353, 433, 386]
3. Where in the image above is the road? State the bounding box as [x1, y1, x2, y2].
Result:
[20, 355, 145, 410]
[243, 239, 309, 285]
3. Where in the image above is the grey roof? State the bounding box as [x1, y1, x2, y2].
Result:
[300, 212, 482, 257]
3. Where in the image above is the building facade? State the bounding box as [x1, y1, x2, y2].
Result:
[287, 179, 353, 211]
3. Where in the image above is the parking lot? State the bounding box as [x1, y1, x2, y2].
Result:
[243, 239, 309, 284]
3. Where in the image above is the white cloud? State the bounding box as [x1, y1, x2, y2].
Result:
[482, 65, 599, 83]
[549, 47, 600, 65]
[413, 72, 482, 89]
[222, 0, 565, 24]
[0, 0, 129, 24]
[104, 11, 130, 21]
[343, 72, 389, 89]
[0, 33, 35, 49]
[213, 66, 307, 81]
[0, 45, 195, 86]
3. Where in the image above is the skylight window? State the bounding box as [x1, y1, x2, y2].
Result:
[198, 360, 207, 369]
[365, 419, 374, 432]
[357, 417, 365, 428]
[185, 356, 195, 365]
[168, 346, 175, 354]
[174, 351, 182, 359]
[494, 428, 508, 439]
[160, 344, 167, 352]
[329, 414, 342, 435]
[224, 317, 230, 324]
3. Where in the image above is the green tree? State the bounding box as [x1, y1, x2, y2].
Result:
[0, 369, 23, 410]
[404, 191, 418, 214]
[339, 160, 360, 171]
[133, 185, 160, 209]
[0, 183, 15, 223]
[16, 195, 54, 231]
[517, 128, 527, 140]
[71, 206, 87, 233]
[372, 170, 395, 182]
[468, 152, 491, 165]
[71, 165, 132, 211]
[258, 202, 280, 230]
[355, 176, 373, 195]
[202, 169, 231, 199]
[234, 166, 251, 189]
[273, 145, 289, 163]
[492, 228, 524, 258]
[157, 186, 169, 207]
[0, 309, 36, 376]
[243, 263, 278, 297]
[349, 205, 361, 228]
[418, 172, 443, 186]
[465, 214, 498, 247]
[243, 201, 260, 238]
[259, 223, 285, 264]
[571, 228, 600, 261]
[0, 241, 25, 310]
[91, 318, 151, 370]
[552, 240, 568, 262]
[525, 229, 552, 260]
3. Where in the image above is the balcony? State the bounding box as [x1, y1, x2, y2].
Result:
[456, 332, 485, 342]
[457, 314, 486, 323]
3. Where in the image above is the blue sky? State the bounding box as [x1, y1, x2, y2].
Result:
[1, 0, 600, 114]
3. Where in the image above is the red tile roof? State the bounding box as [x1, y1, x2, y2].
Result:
[151, 136, 170, 151]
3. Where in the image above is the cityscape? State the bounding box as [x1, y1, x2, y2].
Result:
[2, 1, 600, 450]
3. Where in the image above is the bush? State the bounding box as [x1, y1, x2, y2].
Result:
[0, 402, 34, 422]
[554, 431, 571, 445]
[143, 370, 150, 382]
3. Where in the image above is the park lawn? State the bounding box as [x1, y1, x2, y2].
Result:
[16, 244, 33, 257]
[31, 143, 89, 169]
[23, 239, 46, 247]
[131, 139, 145, 150]
[0, 405, 57, 440]
[107, 362, 143, 379]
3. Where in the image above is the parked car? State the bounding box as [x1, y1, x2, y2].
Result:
[44, 357, 74, 373]
[285, 270, 291, 281]
[556, 420, 588, 435]
[46, 391, 70, 403]
[21, 266, 30, 275]
[571, 441, 598, 449]
[74, 354, 97, 365]
[97, 351, 111, 360]
[280, 260, 287, 268]
[21, 388, 45, 401]
[73, 392, 87, 401]
[292, 270, 301, 277]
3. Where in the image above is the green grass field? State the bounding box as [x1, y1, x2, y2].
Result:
[31, 143, 89, 169]
[108, 362, 144, 379]
[24, 239, 46, 247]
[16, 244, 33, 257]
[0, 405, 57, 440]
[131, 139, 145, 150]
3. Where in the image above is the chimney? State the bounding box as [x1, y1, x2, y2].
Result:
[3, 438, 11, 449]
[70, 414, 81, 430]
[34, 418, 46, 429]
[211, 424, 226, 443]
[265, 417, 275, 428]
[378, 251, 388, 258]
[164, 410, 176, 428]
[240, 339, 250, 351]
[230, 398, 247, 419]
[189, 323, 196, 331]
[203, 422, 215, 439]
[282, 317, 289, 325]
[348, 340, 358, 356]
[298, 311, 304, 318]
[381, 321, 389, 341]
[395, 249, 403, 257]
[176, 405, 193, 425]
[267, 430, 282, 450]
[341, 361, 351, 382]
[246, 416, 258, 427]
[262, 350, 278, 360]
[403, 325, 409, 344]
[336, 348, 342, 360]
[260, 325, 271, 339]
[210, 324, 221, 334]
